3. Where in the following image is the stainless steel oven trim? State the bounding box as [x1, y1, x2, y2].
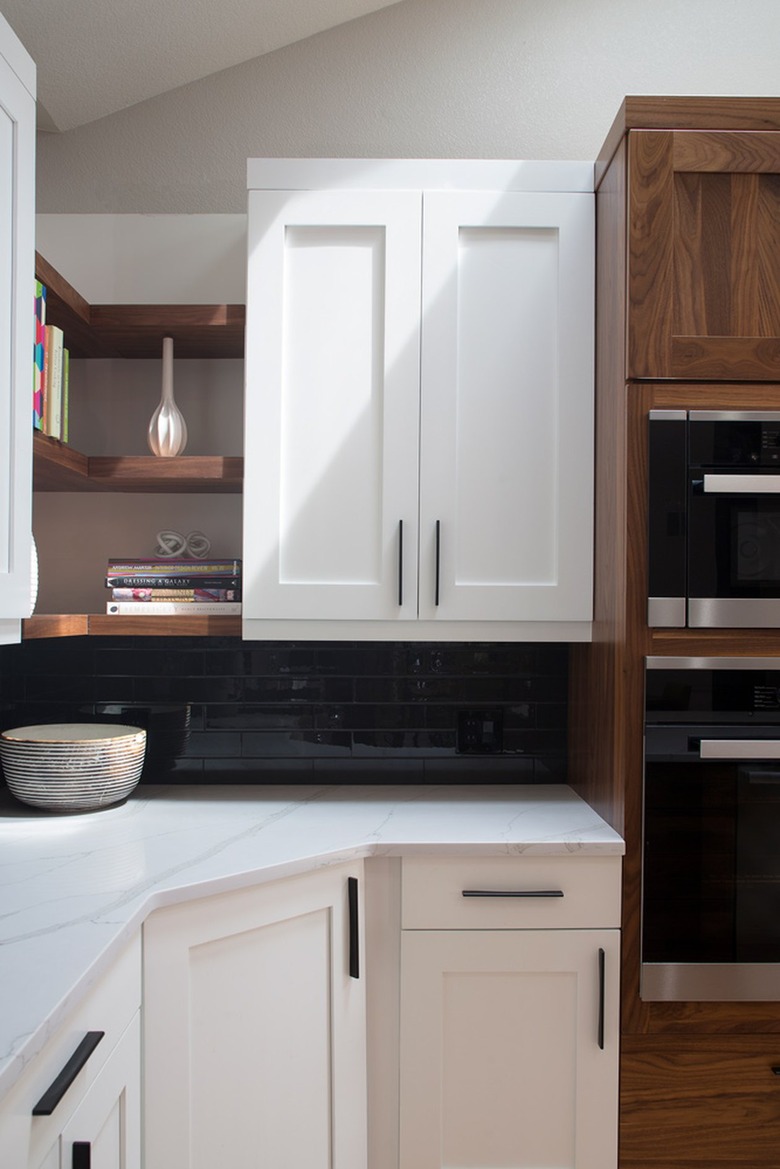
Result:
[646, 656, 780, 670]
[699, 739, 780, 760]
[703, 473, 780, 493]
[688, 597, 780, 628]
[642, 962, 780, 1002]
[689, 410, 780, 422]
[647, 596, 686, 627]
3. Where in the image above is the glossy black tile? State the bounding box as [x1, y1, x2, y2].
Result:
[0, 638, 569, 786]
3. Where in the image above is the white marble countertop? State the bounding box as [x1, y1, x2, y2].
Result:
[0, 783, 623, 1100]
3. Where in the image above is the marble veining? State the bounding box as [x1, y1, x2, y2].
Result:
[0, 783, 623, 1099]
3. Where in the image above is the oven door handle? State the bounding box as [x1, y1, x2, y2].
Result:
[702, 474, 780, 494]
[699, 739, 780, 760]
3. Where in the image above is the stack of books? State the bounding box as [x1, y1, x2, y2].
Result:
[105, 558, 242, 615]
[33, 281, 70, 441]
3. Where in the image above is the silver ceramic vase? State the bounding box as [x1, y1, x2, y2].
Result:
[147, 336, 188, 456]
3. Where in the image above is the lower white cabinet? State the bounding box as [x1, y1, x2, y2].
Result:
[0, 938, 141, 1169]
[398, 857, 621, 1169]
[143, 861, 367, 1169]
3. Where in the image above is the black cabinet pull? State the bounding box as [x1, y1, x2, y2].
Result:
[348, 876, 359, 979]
[32, 1031, 105, 1116]
[771, 1066, 780, 1076]
[461, 889, 564, 898]
[398, 520, 404, 606]
[72, 1142, 91, 1169]
[435, 520, 441, 606]
[598, 948, 606, 1050]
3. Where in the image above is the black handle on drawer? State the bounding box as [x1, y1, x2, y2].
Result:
[598, 948, 606, 1051]
[435, 520, 441, 607]
[72, 1142, 91, 1169]
[348, 876, 359, 980]
[461, 889, 564, 898]
[32, 1031, 105, 1116]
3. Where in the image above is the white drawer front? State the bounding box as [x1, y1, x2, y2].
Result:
[401, 855, 621, 930]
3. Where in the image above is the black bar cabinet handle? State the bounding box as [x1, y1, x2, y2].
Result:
[435, 520, 441, 606]
[398, 520, 404, 606]
[72, 1142, 91, 1169]
[462, 889, 564, 898]
[348, 876, 359, 979]
[598, 948, 606, 1050]
[32, 1031, 105, 1116]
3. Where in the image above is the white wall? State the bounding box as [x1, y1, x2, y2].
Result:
[36, 0, 780, 213]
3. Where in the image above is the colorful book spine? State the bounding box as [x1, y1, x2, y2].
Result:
[33, 282, 46, 430]
[110, 587, 239, 602]
[106, 558, 241, 573]
[44, 324, 64, 438]
[105, 574, 241, 589]
[61, 348, 70, 443]
[106, 601, 242, 615]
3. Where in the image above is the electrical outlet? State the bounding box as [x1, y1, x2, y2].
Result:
[456, 709, 504, 754]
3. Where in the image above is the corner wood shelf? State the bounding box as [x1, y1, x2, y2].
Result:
[22, 614, 242, 639]
[33, 432, 243, 493]
[30, 253, 246, 638]
[35, 252, 246, 359]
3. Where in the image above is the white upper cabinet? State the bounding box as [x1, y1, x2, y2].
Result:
[0, 14, 34, 643]
[244, 188, 422, 622]
[419, 189, 594, 623]
[243, 160, 594, 641]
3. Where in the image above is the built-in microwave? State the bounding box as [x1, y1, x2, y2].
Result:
[643, 656, 780, 1001]
[648, 410, 780, 628]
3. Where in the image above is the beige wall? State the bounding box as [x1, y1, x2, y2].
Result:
[36, 0, 780, 213]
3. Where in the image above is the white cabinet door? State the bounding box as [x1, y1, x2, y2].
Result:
[56, 1015, 141, 1169]
[143, 862, 367, 1169]
[243, 189, 421, 621]
[0, 937, 141, 1169]
[399, 928, 619, 1169]
[419, 190, 594, 622]
[0, 15, 34, 640]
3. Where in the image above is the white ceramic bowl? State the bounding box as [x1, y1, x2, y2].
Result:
[0, 723, 146, 812]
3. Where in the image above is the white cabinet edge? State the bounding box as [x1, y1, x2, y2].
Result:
[242, 618, 593, 641]
[247, 157, 595, 193]
[0, 13, 35, 97]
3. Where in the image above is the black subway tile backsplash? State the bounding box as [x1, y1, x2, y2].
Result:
[0, 638, 569, 785]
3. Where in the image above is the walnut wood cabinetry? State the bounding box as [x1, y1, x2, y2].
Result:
[569, 97, 780, 1169]
[27, 253, 245, 639]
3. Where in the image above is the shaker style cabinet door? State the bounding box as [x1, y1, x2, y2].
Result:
[56, 1015, 141, 1169]
[243, 188, 422, 622]
[419, 191, 594, 622]
[628, 129, 780, 380]
[0, 16, 34, 639]
[399, 929, 620, 1169]
[143, 863, 367, 1169]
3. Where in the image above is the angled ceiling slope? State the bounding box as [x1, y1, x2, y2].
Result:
[1, 0, 404, 132]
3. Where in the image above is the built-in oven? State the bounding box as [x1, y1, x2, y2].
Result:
[648, 410, 780, 628]
[643, 656, 780, 1001]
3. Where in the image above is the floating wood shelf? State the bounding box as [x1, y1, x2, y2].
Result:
[33, 432, 243, 493]
[23, 614, 242, 639]
[35, 252, 246, 359]
[30, 252, 245, 638]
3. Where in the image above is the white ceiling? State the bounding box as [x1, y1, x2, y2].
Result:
[1, 0, 405, 132]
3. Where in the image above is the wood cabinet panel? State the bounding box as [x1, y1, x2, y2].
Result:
[620, 1035, 780, 1167]
[629, 130, 780, 379]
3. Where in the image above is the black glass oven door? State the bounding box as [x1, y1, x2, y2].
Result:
[643, 758, 780, 967]
[688, 474, 780, 626]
